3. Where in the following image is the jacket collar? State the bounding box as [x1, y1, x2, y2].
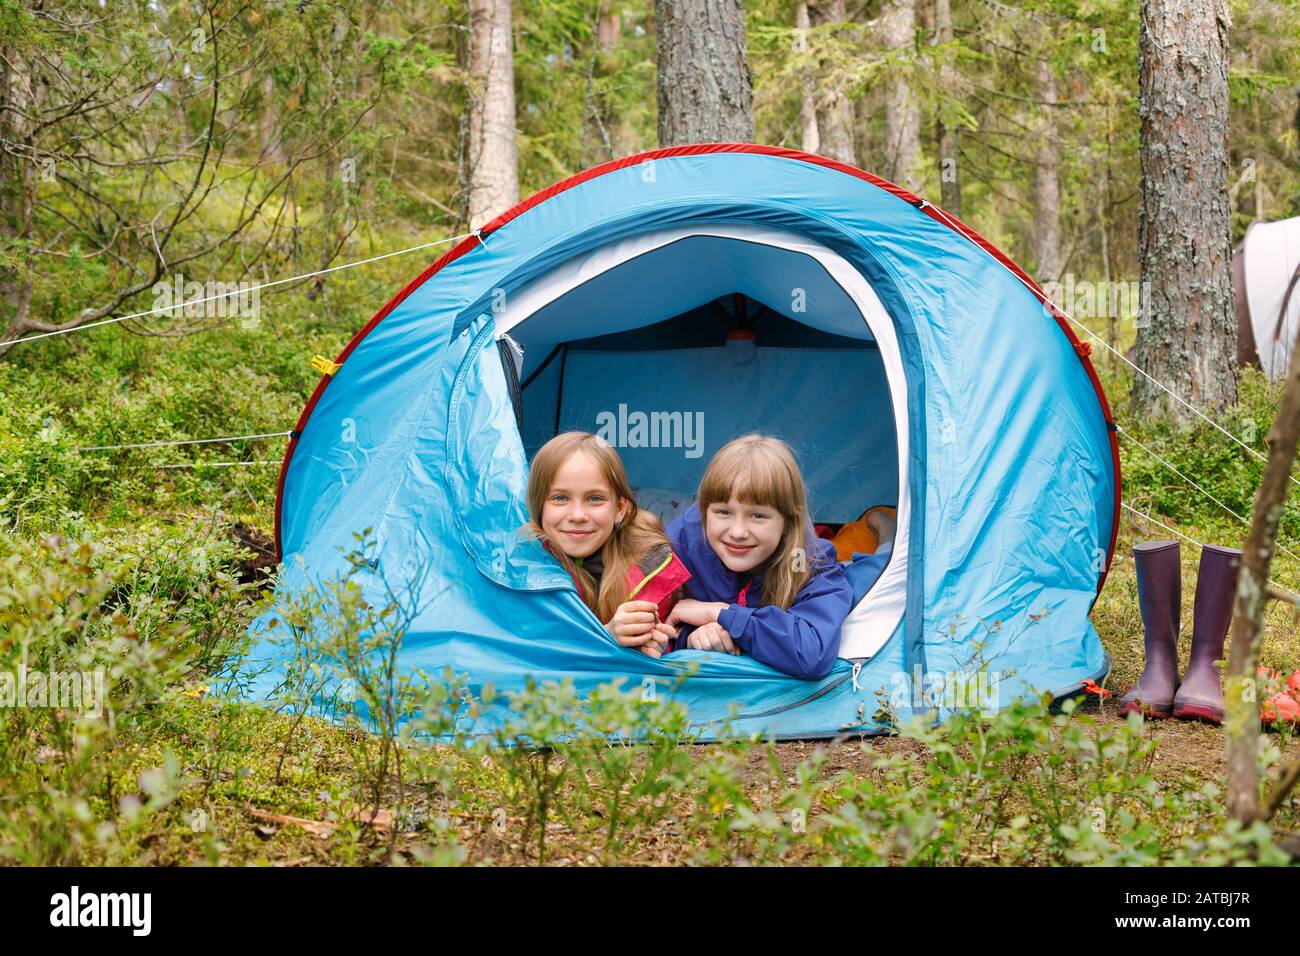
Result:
[679, 506, 763, 602]
[541, 535, 606, 580]
[678, 505, 831, 605]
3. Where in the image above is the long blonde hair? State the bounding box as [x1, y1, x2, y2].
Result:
[697, 434, 816, 611]
[527, 431, 673, 621]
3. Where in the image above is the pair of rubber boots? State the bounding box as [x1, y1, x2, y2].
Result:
[1119, 541, 1241, 724]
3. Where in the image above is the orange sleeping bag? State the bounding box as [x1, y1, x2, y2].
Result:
[831, 506, 897, 562]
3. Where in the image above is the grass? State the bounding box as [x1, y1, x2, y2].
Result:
[3, 285, 1300, 866]
[2, 511, 1295, 867]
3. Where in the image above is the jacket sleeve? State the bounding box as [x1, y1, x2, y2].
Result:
[717, 551, 854, 680]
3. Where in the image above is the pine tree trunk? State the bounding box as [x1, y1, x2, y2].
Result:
[0, 43, 37, 341]
[598, 7, 620, 50]
[807, 0, 856, 164]
[880, 0, 921, 192]
[467, 0, 519, 226]
[1034, 57, 1062, 285]
[932, 0, 960, 216]
[797, 3, 820, 154]
[259, 73, 285, 164]
[655, 0, 754, 146]
[583, 1, 630, 164]
[1133, 0, 1237, 415]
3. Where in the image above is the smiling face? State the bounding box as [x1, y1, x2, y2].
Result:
[704, 495, 787, 574]
[539, 451, 629, 560]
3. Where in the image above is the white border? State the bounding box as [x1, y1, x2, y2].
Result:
[496, 224, 909, 661]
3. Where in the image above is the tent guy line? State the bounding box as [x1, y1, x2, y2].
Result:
[1115, 423, 1300, 573]
[32, 165, 1279, 570]
[64, 417, 1298, 574]
[20, 192, 1270, 493]
[77, 430, 293, 452]
[151, 460, 280, 470]
[1066, 313, 1293, 489]
[925, 201, 1278, 485]
[6, 230, 482, 346]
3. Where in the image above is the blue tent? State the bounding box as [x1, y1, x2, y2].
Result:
[246, 144, 1120, 740]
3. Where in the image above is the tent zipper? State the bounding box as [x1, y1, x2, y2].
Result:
[725, 659, 869, 722]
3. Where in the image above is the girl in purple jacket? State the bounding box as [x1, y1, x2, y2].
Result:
[665, 435, 853, 680]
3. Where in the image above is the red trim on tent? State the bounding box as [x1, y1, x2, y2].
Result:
[273, 143, 1121, 596]
[272, 232, 487, 559]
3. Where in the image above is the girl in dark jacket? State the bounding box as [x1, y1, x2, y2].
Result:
[666, 435, 853, 680]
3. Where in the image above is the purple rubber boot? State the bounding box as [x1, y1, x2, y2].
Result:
[1172, 544, 1241, 724]
[1120, 540, 1181, 718]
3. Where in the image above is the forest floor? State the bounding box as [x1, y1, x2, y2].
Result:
[6, 328, 1300, 866]
[96, 518, 1300, 868]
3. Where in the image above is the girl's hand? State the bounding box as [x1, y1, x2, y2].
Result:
[687, 621, 739, 655]
[634, 623, 678, 659]
[666, 599, 730, 629]
[606, 600, 664, 648]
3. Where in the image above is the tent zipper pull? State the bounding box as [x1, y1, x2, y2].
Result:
[851, 661, 863, 692]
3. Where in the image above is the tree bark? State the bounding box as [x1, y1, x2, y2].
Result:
[467, 0, 519, 226]
[932, 0, 960, 216]
[0, 41, 36, 338]
[1225, 307, 1300, 826]
[655, 0, 754, 146]
[582, 0, 629, 165]
[259, 73, 285, 164]
[1033, 56, 1062, 285]
[598, 7, 620, 50]
[797, 3, 820, 154]
[807, 0, 856, 164]
[1133, 0, 1237, 415]
[880, 0, 921, 193]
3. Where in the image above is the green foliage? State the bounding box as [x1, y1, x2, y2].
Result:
[1, 0, 1298, 869]
[484, 675, 696, 864]
[1116, 367, 1300, 582]
[1, 521, 1294, 865]
[514, 0, 657, 176]
[737, 696, 1291, 866]
[0, 527, 253, 864]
